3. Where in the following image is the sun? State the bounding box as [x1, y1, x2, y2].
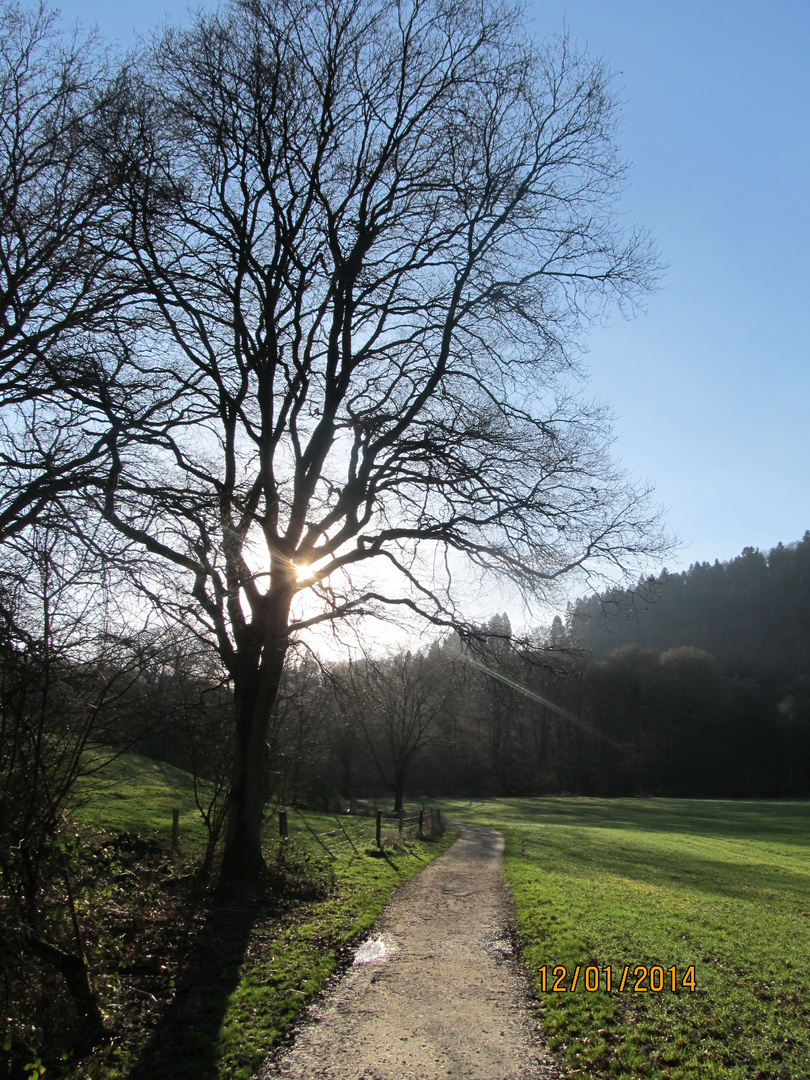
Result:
[294, 561, 315, 584]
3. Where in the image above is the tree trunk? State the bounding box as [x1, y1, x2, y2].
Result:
[220, 594, 292, 880]
[24, 934, 104, 1032]
[393, 770, 405, 813]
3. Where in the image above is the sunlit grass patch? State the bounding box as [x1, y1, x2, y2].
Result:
[72, 749, 214, 851]
[446, 797, 810, 1080]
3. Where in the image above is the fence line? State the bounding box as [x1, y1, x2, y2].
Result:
[333, 813, 359, 854]
[277, 805, 443, 857]
[298, 811, 338, 859]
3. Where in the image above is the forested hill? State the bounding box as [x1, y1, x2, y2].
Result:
[567, 532, 810, 682]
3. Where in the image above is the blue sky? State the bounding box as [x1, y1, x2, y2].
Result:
[531, 1, 810, 572]
[55, 0, 810, 580]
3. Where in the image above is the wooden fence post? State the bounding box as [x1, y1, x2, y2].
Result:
[376, 811, 382, 848]
[398, 809, 404, 836]
[171, 809, 180, 853]
[279, 810, 288, 839]
[418, 809, 424, 839]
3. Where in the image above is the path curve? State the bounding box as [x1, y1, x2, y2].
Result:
[259, 823, 563, 1080]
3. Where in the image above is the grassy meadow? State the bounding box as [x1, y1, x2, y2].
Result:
[49, 764, 810, 1079]
[62, 753, 455, 1080]
[73, 750, 217, 849]
[448, 797, 810, 1080]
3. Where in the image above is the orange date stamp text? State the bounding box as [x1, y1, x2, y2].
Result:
[538, 964, 696, 993]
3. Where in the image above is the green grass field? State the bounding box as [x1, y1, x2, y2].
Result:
[73, 750, 216, 849]
[73, 751, 438, 856]
[67, 764, 810, 1078]
[447, 797, 810, 1080]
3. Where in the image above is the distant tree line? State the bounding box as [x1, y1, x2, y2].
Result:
[568, 534, 810, 683]
[552, 534, 810, 797]
[112, 532, 810, 808]
[254, 536, 810, 802]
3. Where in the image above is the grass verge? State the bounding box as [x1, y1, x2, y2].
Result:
[58, 754, 456, 1080]
[447, 797, 810, 1080]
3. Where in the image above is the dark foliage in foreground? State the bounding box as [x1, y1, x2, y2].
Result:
[0, 830, 332, 1079]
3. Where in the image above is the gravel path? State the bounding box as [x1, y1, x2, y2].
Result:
[259, 823, 564, 1080]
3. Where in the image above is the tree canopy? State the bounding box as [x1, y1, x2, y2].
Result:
[567, 533, 810, 681]
[2, 0, 665, 874]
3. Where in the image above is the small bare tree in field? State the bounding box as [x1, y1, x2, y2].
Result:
[341, 649, 457, 812]
[12, 0, 665, 877]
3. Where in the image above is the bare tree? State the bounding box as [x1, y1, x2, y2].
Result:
[0, 4, 146, 550]
[341, 650, 455, 811]
[148, 636, 235, 876]
[94, 0, 664, 876]
[267, 654, 334, 807]
[0, 520, 171, 1040]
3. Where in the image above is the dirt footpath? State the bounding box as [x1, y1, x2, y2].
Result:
[259, 824, 564, 1080]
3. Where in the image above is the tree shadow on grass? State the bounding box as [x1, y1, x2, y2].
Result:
[125, 880, 271, 1080]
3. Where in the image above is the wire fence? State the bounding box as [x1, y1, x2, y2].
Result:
[274, 805, 444, 860]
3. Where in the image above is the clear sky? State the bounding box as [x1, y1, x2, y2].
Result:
[530, 0, 810, 573]
[53, 0, 810, 587]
